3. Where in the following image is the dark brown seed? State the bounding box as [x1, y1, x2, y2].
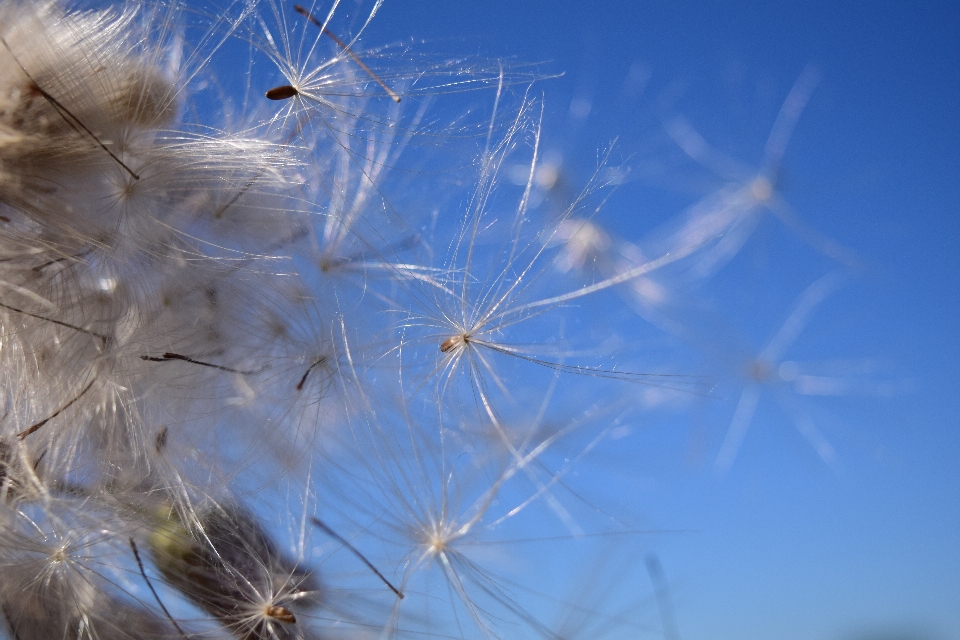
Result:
[266, 85, 299, 100]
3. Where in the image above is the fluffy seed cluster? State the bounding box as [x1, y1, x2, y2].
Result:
[0, 1, 868, 639]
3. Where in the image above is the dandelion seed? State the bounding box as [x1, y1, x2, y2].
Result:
[647, 66, 859, 285]
[148, 503, 319, 636]
[264, 604, 297, 623]
[266, 84, 300, 100]
[440, 334, 466, 353]
[293, 4, 401, 103]
[714, 273, 851, 472]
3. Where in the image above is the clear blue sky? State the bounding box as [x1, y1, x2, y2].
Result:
[364, 2, 960, 639]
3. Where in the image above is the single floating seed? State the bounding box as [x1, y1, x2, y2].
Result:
[293, 4, 402, 103]
[440, 335, 465, 353]
[266, 85, 299, 100]
[265, 605, 296, 624]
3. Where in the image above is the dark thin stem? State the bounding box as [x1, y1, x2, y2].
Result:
[130, 538, 189, 639]
[296, 356, 326, 391]
[17, 378, 96, 440]
[140, 352, 266, 376]
[32, 249, 92, 273]
[293, 4, 401, 102]
[311, 517, 404, 599]
[646, 554, 681, 640]
[0, 301, 110, 342]
[0, 37, 140, 180]
[213, 171, 261, 218]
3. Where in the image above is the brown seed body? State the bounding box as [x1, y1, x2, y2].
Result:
[440, 336, 464, 353]
[265, 85, 299, 100]
[265, 605, 296, 624]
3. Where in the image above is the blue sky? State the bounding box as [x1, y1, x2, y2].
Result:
[365, 2, 960, 639]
